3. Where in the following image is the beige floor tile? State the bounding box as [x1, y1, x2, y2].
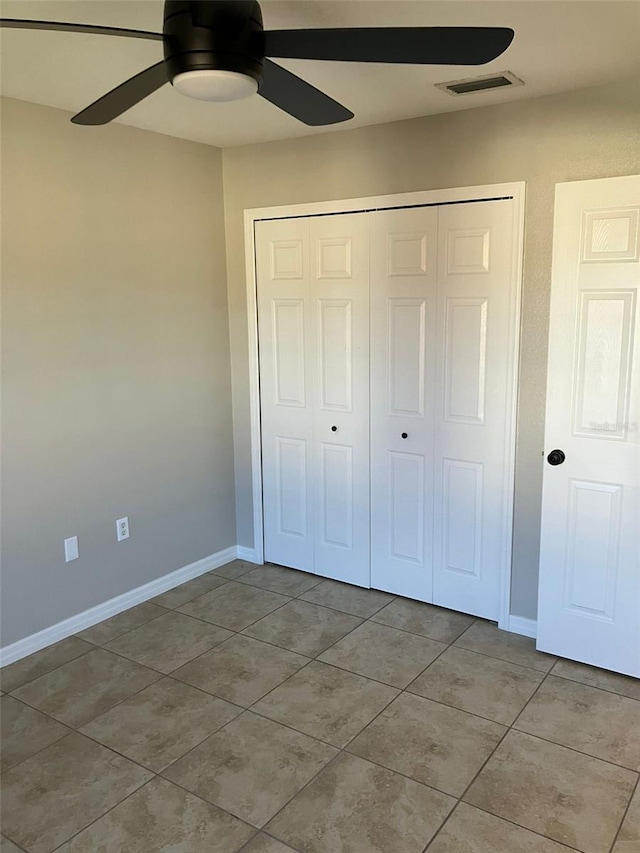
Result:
[613, 785, 640, 853]
[409, 646, 544, 724]
[464, 730, 637, 853]
[552, 659, 640, 701]
[150, 573, 229, 609]
[239, 564, 322, 596]
[80, 677, 240, 771]
[164, 712, 337, 828]
[0, 837, 23, 852]
[299, 579, 394, 617]
[0, 637, 93, 693]
[76, 602, 166, 646]
[454, 621, 556, 672]
[240, 835, 298, 853]
[105, 610, 231, 673]
[319, 621, 446, 688]
[0, 695, 68, 771]
[348, 692, 505, 797]
[0, 732, 152, 853]
[515, 676, 640, 769]
[267, 752, 455, 853]
[11, 648, 160, 727]
[173, 634, 309, 707]
[55, 777, 255, 853]
[244, 600, 362, 657]
[428, 802, 576, 852]
[253, 661, 398, 747]
[178, 582, 290, 631]
[211, 560, 256, 580]
[371, 598, 473, 643]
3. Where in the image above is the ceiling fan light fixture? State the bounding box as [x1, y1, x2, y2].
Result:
[172, 69, 258, 102]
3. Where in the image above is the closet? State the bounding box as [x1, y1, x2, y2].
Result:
[256, 196, 518, 621]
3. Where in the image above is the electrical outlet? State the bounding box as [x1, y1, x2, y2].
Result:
[64, 536, 79, 562]
[116, 516, 130, 542]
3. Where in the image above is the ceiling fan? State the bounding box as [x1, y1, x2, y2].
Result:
[0, 1, 514, 127]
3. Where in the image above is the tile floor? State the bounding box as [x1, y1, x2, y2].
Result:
[1, 559, 639, 853]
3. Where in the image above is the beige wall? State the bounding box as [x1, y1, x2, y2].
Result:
[223, 76, 640, 620]
[1, 97, 234, 646]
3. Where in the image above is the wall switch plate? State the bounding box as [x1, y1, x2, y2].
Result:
[64, 536, 79, 562]
[116, 516, 130, 542]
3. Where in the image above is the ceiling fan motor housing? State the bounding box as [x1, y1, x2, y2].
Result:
[163, 1, 265, 86]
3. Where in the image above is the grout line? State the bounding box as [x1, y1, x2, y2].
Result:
[0, 707, 74, 773]
[423, 798, 588, 853]
[1, 643, 95, 694]
[546, 667, 640, 703]
[75, 604, 171, 647]
[159, 771, 263, 836]
[506, 727, 640, 773]
[608, 773, 639, 853]
[422, 669, 556, 851]
[0, 831, 30, 853]
[238, 829, 306, 853]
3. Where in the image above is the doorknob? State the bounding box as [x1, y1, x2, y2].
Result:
[331, 425, 337, 432]
[401, 433, 408, 439]
[547, 449, 566, 466]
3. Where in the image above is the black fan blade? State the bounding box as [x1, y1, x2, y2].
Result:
[0, 18, 163, 41]
[71, 61, 168, 125]
[259, 59, 353, 126]
[265, 27, 514, 65]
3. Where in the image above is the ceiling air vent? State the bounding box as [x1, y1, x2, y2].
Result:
[436, 71, 524, 96]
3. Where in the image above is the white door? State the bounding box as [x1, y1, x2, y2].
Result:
[370, 207, 438, 599]
[433, 200, 519, 620]
[369, 200, 519, 618]
[537, 175, 640, 677]
[257, 213, 371, 585]
[310, 214, 371, 585]
[257, 217, 314, 572]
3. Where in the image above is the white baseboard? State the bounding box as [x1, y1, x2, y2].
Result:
[506, 615, 538, 639]
[0, 545, 239, 667]
[2, 543, 533, 666]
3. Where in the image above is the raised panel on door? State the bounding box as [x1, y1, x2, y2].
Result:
[256, 217, 314, 571]
[370, 207, 437, 599]
[538, 176, 640, 677]
[311, 213, 371, 586]
[433, 200, 517, 619]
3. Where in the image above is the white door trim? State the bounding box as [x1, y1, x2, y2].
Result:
[243, 182, 526, 630]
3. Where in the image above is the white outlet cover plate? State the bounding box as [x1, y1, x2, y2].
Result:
[64, 536, 79, 562]
[116, 517, 130, 542]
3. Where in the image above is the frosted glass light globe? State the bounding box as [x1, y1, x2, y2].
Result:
[172, 69, 258, 102]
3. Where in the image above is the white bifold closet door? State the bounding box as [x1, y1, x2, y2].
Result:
[256, 213, 371, 586]
[370, 207, 438, 601]
[257, 198, 517, 619]
[370, 200, 517, 619]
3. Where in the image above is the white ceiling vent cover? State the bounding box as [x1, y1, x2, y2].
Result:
[436, 71, 524, 96]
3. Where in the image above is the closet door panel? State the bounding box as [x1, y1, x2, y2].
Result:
[311, 213, 370, 586]
[257, 218, 315, 571]
[434, 200, 516, 619]
[370, 207, 438, 599]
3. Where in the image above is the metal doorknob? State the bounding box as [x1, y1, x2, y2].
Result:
[331, 425, 337, 432]
[547, 449, 566, 466]
[401, 433, 408, 439]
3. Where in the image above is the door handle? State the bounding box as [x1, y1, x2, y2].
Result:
[547, 449, 566, 466]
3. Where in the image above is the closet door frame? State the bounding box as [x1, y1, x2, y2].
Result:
[244, 182, 526, 634]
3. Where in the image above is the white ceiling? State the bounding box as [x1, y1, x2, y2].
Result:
[1, 0, 638, 148]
